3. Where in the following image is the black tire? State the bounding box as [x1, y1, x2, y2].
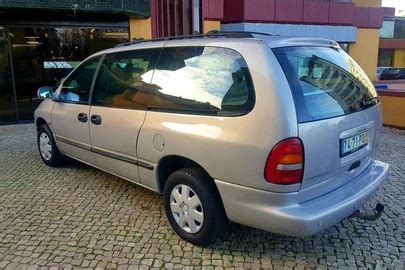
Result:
[163, 167, 229, 246]
[37, 124, 64, 167]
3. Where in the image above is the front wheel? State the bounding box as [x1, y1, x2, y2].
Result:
[37, 124, 64, 167]
[163, 167, 228, 246]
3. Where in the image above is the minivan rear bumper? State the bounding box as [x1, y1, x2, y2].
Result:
[215, 159, 389, 236]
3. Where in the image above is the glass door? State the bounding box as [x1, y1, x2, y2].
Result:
[0, 27, 18, 123]
[6, 27, 129, 122]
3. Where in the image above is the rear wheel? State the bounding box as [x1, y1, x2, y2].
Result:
[163, 167, 228, 246]
[37, 124, 64, 167]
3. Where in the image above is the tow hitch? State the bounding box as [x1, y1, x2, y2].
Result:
[350, 203, 385, 221]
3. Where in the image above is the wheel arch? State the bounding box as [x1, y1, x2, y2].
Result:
[156, 155, 216, 194]
[36, 117, 47, 129]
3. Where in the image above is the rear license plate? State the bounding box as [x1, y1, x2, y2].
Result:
[340, 132, 368, 157]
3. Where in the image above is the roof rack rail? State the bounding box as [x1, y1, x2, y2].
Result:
[207, 30, 274, 37]
[114, 31, 273, 48]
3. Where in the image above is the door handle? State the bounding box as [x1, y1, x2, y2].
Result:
[91, 114, 102, 125]
[77, 113, 88, 122]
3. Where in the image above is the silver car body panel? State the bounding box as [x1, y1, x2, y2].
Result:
[137, 38, 299, 192]
[298, 105, 383, 203]
[34, 35, 389, 236]
[34, 99, 54, 128]
[89, 104, 146, 183]
[51, 103, 96, 165]
[216, 159, 388, 236]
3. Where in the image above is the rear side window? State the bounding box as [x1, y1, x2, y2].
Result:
[274, 46, 378, 123]
[147, 46, 255, 116]
[92, 49, 160, 110]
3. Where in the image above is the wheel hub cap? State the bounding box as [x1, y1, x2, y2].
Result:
[39, 133, 52, 161]
[170, 184, 204, 234]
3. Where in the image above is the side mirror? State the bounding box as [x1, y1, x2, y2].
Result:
[37, 86, 53, 99]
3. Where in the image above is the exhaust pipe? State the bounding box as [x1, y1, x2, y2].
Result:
[350, 203, 385, 221]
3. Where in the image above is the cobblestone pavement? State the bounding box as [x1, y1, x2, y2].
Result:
[0, 124, 404, 270]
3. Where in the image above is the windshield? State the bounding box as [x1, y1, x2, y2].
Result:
[274, 46, 378, 123]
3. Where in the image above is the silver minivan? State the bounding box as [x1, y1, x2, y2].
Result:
[35, 32, 389, 245]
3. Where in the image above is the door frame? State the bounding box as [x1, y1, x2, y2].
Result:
[0, 26, 19, 123]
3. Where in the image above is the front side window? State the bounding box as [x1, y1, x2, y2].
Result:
[274, 46, 378, 123]
[59, 56, 101, 104]
[147, 46, 255, 116]
[92, 49, 160, 110]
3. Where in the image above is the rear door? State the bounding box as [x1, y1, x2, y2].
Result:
[274, 46, 381, 202]
[88, 47, 161, 182]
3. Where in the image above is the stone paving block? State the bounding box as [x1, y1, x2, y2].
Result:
[0, 124, 404, 268]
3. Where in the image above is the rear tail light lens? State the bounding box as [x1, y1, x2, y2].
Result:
[264, 138, 304, 185]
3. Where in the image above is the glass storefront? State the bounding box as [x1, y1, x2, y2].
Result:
[0, 26, 129, 123]
[0, 27, 17, 123]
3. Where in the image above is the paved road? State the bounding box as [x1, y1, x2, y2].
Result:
[0, 124, 404, 269]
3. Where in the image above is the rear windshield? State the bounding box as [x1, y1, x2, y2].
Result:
[273, 46, 378, 123]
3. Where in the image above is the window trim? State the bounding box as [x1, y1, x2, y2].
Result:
[88, 54, 105, 106]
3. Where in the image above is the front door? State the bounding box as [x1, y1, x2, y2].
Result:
[0, 27, 18, 123]
[89, 47, 161, 182]
[51, 56, 102, 165]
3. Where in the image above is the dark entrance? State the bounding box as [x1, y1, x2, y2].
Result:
[0, 25, 129, 124]
[0, 27, 18, 123]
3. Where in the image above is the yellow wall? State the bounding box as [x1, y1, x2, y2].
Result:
[393, 49, 405, 67]
[349, 29, 380, 81]
[379, 95, 405, 129]
[203, 20, 221, 34]
[129, 18, 152, 40]
[352, 0, 381, 7]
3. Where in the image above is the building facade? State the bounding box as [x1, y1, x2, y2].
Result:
[378, 16, 405, 67]
[0, 1, 150, 123]
[0, 0, 391, 123]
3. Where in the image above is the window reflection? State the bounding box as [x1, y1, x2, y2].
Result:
[7, 27, 129, 121]
[147, 46, 255, 115]
[274, 47, 378, 123]
[92, 49, 160, 110]
[60, 56, 101, 104]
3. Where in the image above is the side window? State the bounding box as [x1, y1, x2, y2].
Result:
[59, 56, 100, 104]
[149, 46, 255, 116]
[91, 49, 160, 110]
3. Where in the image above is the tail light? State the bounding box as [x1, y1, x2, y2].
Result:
[264, 138, 304, 185]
